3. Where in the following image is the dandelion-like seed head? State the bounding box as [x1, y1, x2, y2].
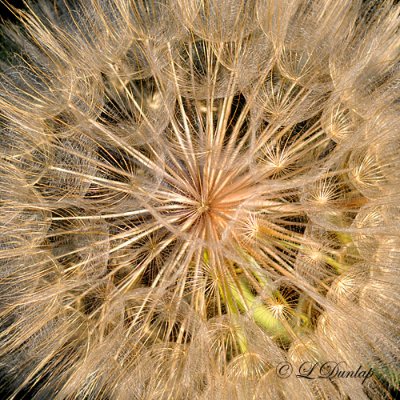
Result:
[0, 0, 399, 399]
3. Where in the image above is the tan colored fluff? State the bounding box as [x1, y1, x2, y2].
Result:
[0, 0, 399, 398]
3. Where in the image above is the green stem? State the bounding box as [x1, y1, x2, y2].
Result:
[229, 278, 287, 339]
[204, 250, 287, 349]
[277, 240, 347, 272]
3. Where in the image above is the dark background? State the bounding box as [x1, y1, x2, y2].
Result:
[0, 0, 25, 23]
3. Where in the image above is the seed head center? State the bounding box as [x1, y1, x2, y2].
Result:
[197, 201, 210, 214]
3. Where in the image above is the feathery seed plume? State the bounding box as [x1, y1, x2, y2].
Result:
[0, 0, 399, 398]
